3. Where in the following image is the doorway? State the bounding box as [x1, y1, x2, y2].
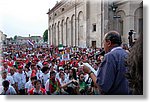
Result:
[92, 41, 96, 48]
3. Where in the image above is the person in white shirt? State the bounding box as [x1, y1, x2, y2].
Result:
[64, 68, 69, 80]
[8, 68, 17, 81]
[27, 76, 37, 92]
[36, 65, 43, 80]
[0, 80, 16, 95]
[25, 80, 31, 94]
[56, 67, 67, 80]
[37, 55, 44, 68]
[45, 71, 61, 95]
[24, 65, 31, 82]
[2, 62, 10, 73]
[1, 70, 15, 87]
[15, 66, 26, 95]
[25, 75, 37, 94]
[28, 80, 47, 95]
[40, 67, 50, 88]
[59, 72, 72, 95]
[59, 72, 69, 86]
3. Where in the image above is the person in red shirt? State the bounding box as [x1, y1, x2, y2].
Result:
[28, 80, 47, 95]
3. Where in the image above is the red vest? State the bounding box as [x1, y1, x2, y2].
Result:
[28, 88, 46, 95]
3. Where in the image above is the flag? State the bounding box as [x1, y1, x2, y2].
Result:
[27, 40, 34, 46]
[14, 61, 18, 69]
[58, 44, 63, 50]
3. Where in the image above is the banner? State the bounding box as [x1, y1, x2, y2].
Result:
[62, 54, 70, 61]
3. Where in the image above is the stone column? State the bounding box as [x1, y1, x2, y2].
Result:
[48, 26, 50, 45]
[66, 18, 71, 47]
[124, 15, 134, 43]
[57, 23, 60, 45]
[85, 0, 90, 47]
[55, 23, 58, 46]
[63, 22, 67, 46]
[97, 0, 102, 48]
[68, 21, 71, 46]
[61, 20, 64, 45]
[52, 25, 54, 45]
[50, 27, 52, 45]
[59, 22, 62, 44]
[123, 1, 135, 43]
[72, 15, 76, 46]
[54, 24, 56, 46]
[101, 0, 109, 47]
[76, 19, 79, 46]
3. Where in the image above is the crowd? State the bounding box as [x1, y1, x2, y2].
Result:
[0, 31, 143, 95]
[0, 42, 104, 95]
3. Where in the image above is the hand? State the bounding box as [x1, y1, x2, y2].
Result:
[72, 79, 77, 83]
[83, 64, 91, 74]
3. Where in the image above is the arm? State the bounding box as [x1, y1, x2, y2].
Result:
[60, 80, 72, 88]
[45, 80, 51, 95]
[83, 64, 102, 94]
[11, 86, 17, 95]
[83, 65, 97, 86]
[88, 72, 97, 87]
[15, 82, 19, 94]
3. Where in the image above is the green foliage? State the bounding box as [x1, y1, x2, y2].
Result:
[14, 35, 17, 41]
[43, 29, 48, 42]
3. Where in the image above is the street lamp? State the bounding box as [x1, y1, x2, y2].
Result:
[111, 2, 118, 13]
[111, 2, 121, 32]
[111, 2, 120, 18]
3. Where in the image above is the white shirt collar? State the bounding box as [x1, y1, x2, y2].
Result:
[110, 47, 122, 52]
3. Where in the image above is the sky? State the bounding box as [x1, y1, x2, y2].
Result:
[0, 0, 61, 38]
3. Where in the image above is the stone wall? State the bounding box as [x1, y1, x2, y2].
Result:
[48, 0, 143, 47]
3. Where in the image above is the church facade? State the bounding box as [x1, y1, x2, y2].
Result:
[47, 0, 143, 48]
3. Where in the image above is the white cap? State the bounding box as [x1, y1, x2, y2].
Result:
[59, 67, 64, 70]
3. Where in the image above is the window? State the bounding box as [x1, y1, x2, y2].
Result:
[139, 18, 143, 34]
[62, 8, 64, 12]
[92, 24, 96, 32]
[55, 13, 57, 16]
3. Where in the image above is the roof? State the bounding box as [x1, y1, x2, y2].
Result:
[47, 0, 67, 14]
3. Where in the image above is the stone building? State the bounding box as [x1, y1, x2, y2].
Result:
[0, 30, 7, 45]
[15, 36, 43, 45]
[47, 0, 143, 48]
[108, 0, 143, 43]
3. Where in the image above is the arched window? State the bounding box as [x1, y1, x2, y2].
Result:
[134, 6, 143, 38]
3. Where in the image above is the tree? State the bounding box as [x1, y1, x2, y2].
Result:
[43, 29, 48, 42]
[14, 35, 17, 41]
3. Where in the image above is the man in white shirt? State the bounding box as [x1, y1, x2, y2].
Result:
[0, 80, 16, 95]
[0, 70, 15, 87]
[25, 79, 31, 94]
[40, 67, 50, 88]
[8, 68, 17, 83]
[15, 65, 26, 95]
[27, 76, 37, 93]
[36, 65, 43, 80]
[2, 62, 10, 73]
